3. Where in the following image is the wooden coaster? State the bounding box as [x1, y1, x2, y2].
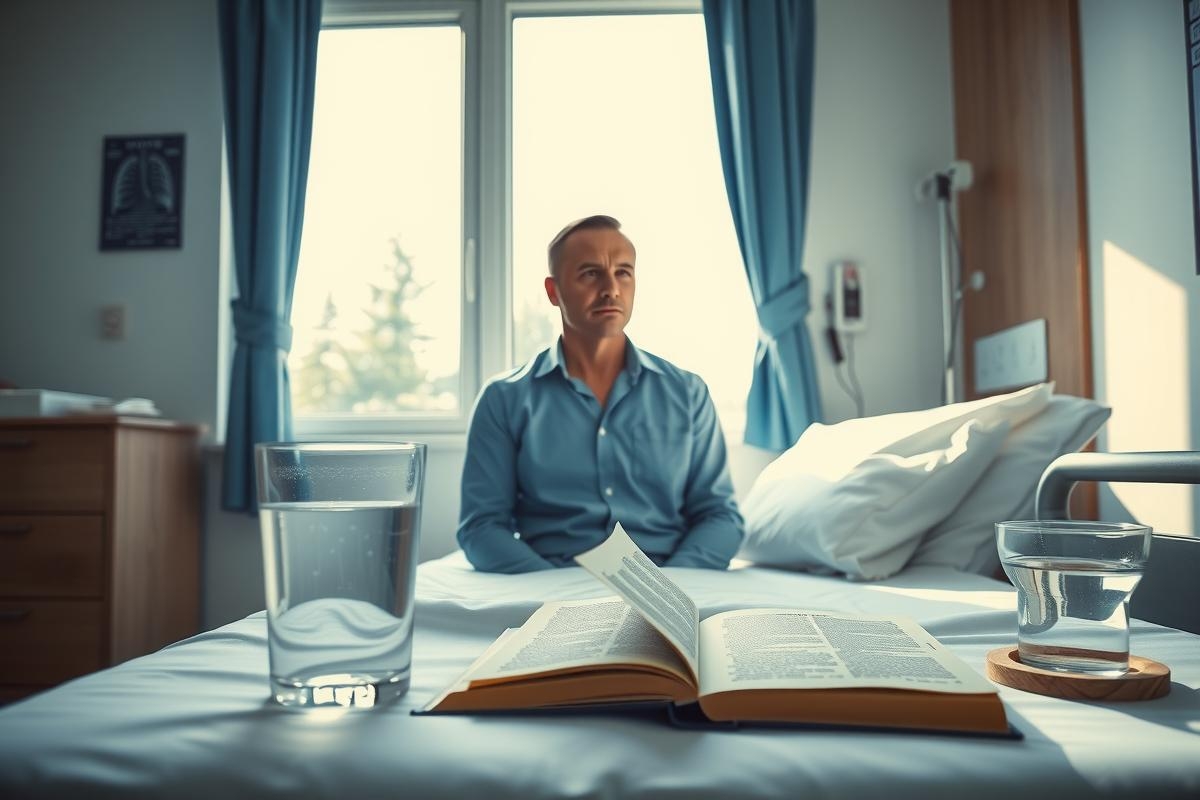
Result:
[986, 647, 1171, 702]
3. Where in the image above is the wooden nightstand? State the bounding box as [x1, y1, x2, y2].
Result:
[0, 416, 201, 702]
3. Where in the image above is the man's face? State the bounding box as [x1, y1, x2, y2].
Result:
[545, 227, 636, 341]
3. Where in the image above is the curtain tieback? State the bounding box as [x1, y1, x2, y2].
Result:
[755, 279, 810, 343]
[232, 300, 293, 353]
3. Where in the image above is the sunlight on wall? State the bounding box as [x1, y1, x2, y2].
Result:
[1101, 241, 1192, 535]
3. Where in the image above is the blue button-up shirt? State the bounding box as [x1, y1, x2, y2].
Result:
[457, 338, 744, 573]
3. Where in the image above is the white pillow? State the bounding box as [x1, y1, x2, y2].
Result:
[913, 395, 1112, 576]
[738, 418, 1010, 580]
[793, 382, 1051, 465]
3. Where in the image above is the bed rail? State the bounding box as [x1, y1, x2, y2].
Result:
[1035, 451, 1200, 521]
[1034, 451, 1200, 635]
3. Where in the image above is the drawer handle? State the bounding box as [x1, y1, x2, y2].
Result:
[0, 610, 30, 622]
[0, 524, 32, 535]
[0, 438, 33, 450]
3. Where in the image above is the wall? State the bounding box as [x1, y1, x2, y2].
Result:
[804, 0, 955, 424]
[0, 0, 225, 431]
[1079, 0, 1200, 535]
[0, 0, 957, 629]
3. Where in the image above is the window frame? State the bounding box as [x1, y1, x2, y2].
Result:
[293, 0, 703, 440]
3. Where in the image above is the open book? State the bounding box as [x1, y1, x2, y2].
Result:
[422, 524, 1010, 736]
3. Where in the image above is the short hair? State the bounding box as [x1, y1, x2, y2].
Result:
[546, 214, 626, 276]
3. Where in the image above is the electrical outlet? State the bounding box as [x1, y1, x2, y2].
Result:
[974, 318, 1047, 393]
[100, 305, 126, 340]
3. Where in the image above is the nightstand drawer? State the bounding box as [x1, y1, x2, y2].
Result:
[0, 428, 108, 512]
[0, 600, 105, 684]
[0, 516, 105, 597]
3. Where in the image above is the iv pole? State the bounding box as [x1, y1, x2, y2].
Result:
[936, 173, 957, 405]
[918, 160, 974, 406]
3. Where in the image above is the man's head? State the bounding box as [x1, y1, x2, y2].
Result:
[544, 215, 637, 342]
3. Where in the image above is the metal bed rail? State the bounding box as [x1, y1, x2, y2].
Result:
[1034, 451, 1200, 635]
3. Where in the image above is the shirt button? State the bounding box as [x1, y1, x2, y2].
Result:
[513, 532, 521, 539]
[599, 427, 607, 437]
[605, 487, 614, 497]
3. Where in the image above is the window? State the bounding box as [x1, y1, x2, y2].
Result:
[292, 1, 756, 438]
[511, 13, 754, 436]
[291, 22, 466, 422]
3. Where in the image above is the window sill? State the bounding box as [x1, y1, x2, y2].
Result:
[202, 430, 468, 456]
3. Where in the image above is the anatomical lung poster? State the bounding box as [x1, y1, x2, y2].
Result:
[99, 134, 185, 250]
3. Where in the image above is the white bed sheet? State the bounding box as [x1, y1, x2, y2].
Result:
[0, 552, 1197, 799]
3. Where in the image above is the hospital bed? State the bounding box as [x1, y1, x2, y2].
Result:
[0, 548, 1197, 794]
[0, 441, 1197, 798]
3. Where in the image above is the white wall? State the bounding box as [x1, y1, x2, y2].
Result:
[0, 0, 956, 628]
[805, 0, 954, 424]
[0, 0, 225, 431]
[1079, 0, 1200, 535]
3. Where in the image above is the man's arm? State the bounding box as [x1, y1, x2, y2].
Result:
[457, 383, 555, 573]
[664, 378, 745, 569]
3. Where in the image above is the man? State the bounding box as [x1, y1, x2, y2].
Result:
[457, 215, 743, 572]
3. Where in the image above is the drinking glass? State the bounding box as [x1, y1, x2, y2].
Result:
[997, 519, 1151, 675]
[256, 442, 425, 708]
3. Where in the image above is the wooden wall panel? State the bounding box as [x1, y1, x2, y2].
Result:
[951, 0, 1092, 400]
[950, 0, 1096, 518]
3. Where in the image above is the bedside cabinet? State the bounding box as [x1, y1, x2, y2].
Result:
[0, 416, 201, 702]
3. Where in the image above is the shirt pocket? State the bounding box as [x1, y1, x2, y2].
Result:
[628, 418, 691, 497]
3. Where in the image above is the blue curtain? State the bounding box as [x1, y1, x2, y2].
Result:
[702, 0, 822, 451]
[218, 0, 322, 512]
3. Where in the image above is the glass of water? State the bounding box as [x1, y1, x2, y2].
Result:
[256, 442, 426, 708]
[997, 519, 1151, 676]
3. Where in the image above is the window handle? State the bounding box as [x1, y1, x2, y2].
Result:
[465, 237, 477, 304]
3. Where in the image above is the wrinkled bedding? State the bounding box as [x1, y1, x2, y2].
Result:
[0, 552, 1197, 799]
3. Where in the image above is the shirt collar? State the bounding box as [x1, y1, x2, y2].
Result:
[531, 336, 664, 381]
[531, 340, 565, 379]
[626, 337, 665, 379]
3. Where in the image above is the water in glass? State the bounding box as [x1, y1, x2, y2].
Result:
[261, 500, 420, 707]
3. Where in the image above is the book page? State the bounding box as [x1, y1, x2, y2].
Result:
[697, 608, 997, 697]
[574, 523, 700, 680]
[466, 597, 691, 685]
[420, 627, 520, 712]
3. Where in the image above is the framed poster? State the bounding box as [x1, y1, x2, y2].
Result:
[99, 134, 185, 250]
[1187, 0, 1200, 273]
